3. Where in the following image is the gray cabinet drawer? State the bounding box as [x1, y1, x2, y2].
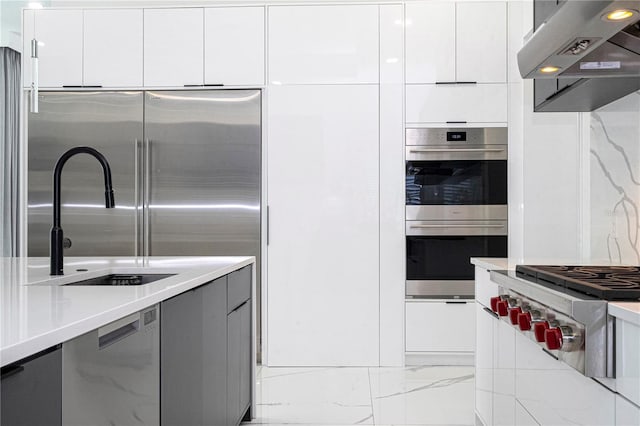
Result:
[227, 265, 252, 314]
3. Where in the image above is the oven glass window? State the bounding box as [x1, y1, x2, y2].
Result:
[406, 160, 507, 205]
[406, 235, 508, 280]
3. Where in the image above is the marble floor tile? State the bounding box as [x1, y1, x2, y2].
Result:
[243, 365, 474, 426]
[249, 367, 374, 425]
[369, 366, 475, 426]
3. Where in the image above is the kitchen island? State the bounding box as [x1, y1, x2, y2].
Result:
[0, 256, 256, 426]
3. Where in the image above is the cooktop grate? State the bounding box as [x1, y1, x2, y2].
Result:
[515, 265, 640, 301]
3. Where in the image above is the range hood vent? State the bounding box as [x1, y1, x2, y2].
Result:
[519, 0, 640, 79]
[519, 0, 640, 112]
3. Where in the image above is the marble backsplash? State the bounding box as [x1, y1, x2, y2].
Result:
[590, 91, 640, 264]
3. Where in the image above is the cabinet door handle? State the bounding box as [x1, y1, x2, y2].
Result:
[483, 306, 499, 319]
[231, 300, 249, 314]
[98, 318, 140, 349]
[446, 301, 468, 304]
[408, 148, 505, 153]
[410, 224, 505, 229]
[1, 365, 25, 380]
[446, 121, 467, 124]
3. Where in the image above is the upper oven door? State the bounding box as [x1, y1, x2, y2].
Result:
[406, 128, 508, 221]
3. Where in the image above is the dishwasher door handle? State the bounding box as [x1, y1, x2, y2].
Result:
[98, 312, 141, 350]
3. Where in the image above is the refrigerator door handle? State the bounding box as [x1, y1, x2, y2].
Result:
[134, 139, 142, 256]
[144, 139, 151, 256]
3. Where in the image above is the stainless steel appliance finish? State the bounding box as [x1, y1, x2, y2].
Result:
[406, 220, 508, 236]
[405, 127, 508, 298]
[406, 220, 507, 299]
[522, 0, 640, 111]
[144, 90, 260, 257]
[28, 91, 143, 256]
[518, 0, 640, 79]
[406, 127, 508, 149]
[27, 89, 262, 352]
[63, 305, 160, 425]
[405, 127, 508, 222]
[489, 270, 611, 378]
[406, 205, 508, 222]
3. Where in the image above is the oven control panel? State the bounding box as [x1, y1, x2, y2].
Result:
[489, 291, 585, 355]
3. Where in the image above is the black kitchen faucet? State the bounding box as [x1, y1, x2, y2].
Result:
[50, 147, 115, 275]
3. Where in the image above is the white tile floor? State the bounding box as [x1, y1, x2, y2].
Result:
[242, 365, 475, 426]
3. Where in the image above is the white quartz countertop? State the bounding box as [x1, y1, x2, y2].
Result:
[0, 256, 254, 367]
[609, 302, 640, 326]
[470, 257, 511, 271]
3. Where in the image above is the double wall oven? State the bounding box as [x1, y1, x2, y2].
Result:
[406, 128, 508, 299]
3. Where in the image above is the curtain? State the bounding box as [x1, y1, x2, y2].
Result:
[0, 47, 20, 257]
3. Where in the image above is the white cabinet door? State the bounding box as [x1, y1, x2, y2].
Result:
[144, 8, 204, 87]
[616, 394, 640, 426]
[456, 2, 507, 83]
[204, 7, 264, 86]
[268, 5, 379, 84]
[616, 318, 640, 407]
[494, 320, 516, 425]
[406, 301, 475, 352]
[84, 9, 143, 87]
[476, 302, 495, 426]
[405, 2, 456, 84]
[515, 400, 539, 426]
[406, 84, 508, 123]
[267, 85, 380, 366]
[33, 9, 83, 87]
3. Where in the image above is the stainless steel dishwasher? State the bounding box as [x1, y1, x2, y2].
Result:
[63, 304, 160, 426]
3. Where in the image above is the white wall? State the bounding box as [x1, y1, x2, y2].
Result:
[1, 1, 51, 51]
[589, 91, 640, 264]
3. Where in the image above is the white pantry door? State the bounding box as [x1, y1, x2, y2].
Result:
[267, 84, 380, 366]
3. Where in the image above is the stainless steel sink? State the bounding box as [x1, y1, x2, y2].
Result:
[63, 273, 176, 286]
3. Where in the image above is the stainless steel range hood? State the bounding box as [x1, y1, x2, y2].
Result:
[519, 0, 640, 112]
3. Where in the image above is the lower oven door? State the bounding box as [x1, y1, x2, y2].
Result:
[406, 220, 508, 299]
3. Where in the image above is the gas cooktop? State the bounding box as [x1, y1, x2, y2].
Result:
[515, 265, 640, 301]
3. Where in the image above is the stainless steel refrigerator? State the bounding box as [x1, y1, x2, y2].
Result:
[27, 89, 261, 324]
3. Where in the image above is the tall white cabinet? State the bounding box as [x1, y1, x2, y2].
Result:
[266, 85, 380, 366]
[266, 4, 392, 366]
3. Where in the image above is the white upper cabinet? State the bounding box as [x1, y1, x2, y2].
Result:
[405, 2, 456, 84]
[456, 2, 507, 83]
[204, 7, 265, 86]
[27, 9, 83, 87]
[84, 9, 143, 87]
[406, 1, 507, 84]
[144, 8, 204, 87]
[268, 5, 379, 84]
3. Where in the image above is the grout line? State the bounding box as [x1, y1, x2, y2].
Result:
[367, 367, 376, 425]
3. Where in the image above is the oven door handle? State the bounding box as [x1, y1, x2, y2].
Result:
[409, 224, 506, 229]
[408, 148, 506, 153]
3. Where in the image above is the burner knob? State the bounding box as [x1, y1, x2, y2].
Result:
[490, 296, 502, 313]
[534, 321, 550, 342]
[518, 309, 543, 331]
[509, 307, 523, 325]
[554, 325, 583, 352]
[518, 312, 532, 330]
[496, 300, 509, 317]
[545, 327, 563, 350]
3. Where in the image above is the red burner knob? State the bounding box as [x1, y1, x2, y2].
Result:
[534, 321, 549, 342]
[509, 307, 523, 325]
[490, 296, 501, 313]
[545, 327, 563, 350]
[518, 312, 532, 331]
[497, 300, 509, 317]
